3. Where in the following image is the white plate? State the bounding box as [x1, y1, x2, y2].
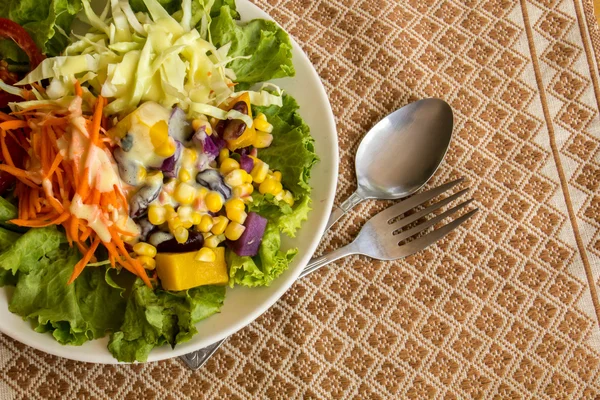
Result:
[0, 0, 338, 363]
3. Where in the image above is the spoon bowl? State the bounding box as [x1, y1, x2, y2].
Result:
[326, 98, 453, 229]
[356, 98, 453, 200]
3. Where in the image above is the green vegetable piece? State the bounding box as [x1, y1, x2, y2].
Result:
[0, 226, 62, 274]
[210, 6, 294, 84]
[0, 196, 17, 222]
[108, 280, 226, 362]
[8, 245, 127, 345]
[130, 0, 239, 19]
[0, 0, 82, 58]
[227, 222, 297, 287]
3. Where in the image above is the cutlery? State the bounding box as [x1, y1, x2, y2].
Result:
[181, 178, 476, 369]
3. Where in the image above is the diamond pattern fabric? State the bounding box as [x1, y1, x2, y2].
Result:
[2, 0, 600, 398]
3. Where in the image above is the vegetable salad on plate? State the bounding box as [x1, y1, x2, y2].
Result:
[0, 0, 317, 362]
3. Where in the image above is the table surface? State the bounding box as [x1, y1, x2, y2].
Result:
[3, 0, 600, 398]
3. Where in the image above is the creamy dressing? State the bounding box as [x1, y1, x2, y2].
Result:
[64, 96, 139, 242]
[70, 194, 112, 243]
[86, 145, 121, 192]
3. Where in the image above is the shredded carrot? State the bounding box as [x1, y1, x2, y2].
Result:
[74, 81, 83, 97]
[0, 83, 151, 287]
[68, 237, 101, 284]
[0, 112, 15, 122]
[47, 153, 64, 178]
[0, 120, 28, 131]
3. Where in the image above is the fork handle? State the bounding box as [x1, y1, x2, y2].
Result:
[325, 191, 365, 230]
[300, 242, 360, 279]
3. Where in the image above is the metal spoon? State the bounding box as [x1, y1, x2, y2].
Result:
[326, 97, 454, 230]
[181, 98, 454, 369]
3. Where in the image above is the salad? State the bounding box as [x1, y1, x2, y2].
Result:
[0, 0, 317, 362]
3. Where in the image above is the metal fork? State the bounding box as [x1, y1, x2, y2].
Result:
[181, 179, 477, 369]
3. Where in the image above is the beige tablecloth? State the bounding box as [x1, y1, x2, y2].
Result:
[3, 0, 600, 398]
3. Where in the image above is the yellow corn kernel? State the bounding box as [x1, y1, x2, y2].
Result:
[138, 255, 156, 270]
[133, 242, 157, 258]
[196, 186, 209, 200]
[201, 232, 212, 239]
[205, 124, 212, 135]
[272, 171, 282, 182]
[168, 217, 183, 232]
[182, 147, 198, 165]
[259, 178, 283, 196]
[211, 216, 229, 235]
[137, 167, 147, 183]
[165, 205, 178, 221]
[192, 118, 203, 131]
[244, 172, 253, 183]
[226, 198, 245, 212]
[253, 117, 273, 133]
[255, 112, 267, 122]
[195, 247, 216, 262]
[155, 138, 176, 157]
[205, 191, 223, 213]
[224, 169, 248, 187]
[173, 226, 189, 244]
[198, 215, 214, 232]
[250, 161, 269, 183]
[146, 170, 164, 186]
[282, 190, 294, 206]
[225, 221, 246, 241]
[192, 212, 203, 225]
[149, 120, 169, 148]
[174, 183, 196, 205]
[178, 206, 194, 229]
[220, 158, 239, 175]
[204, 234, 222, 248]
[233, 183, 254, 198]
[227, 208, 247, 225]
[219, 148, 229, 164]
[179, 169, 192, 182]
[148, 205, 166, 225]
[253, 132, 273, 148]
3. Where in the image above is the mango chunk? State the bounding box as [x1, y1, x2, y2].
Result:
[155, 247, 228, 291]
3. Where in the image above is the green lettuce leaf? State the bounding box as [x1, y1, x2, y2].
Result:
[0, 226, 20, 251]
[210, 5, 294, 84]
[0, 40, 29, 63]
[228, 223, 297, 287]
[248, 193, 311, 237]
[108, 280, 226, 362]
[253, 94, 317, 200]
[0, 226, 62, 274]
[0, 0, 82, 58]
[130, 0, 239, 19]
[7, 244, 127, 345]
[0, 196, 17, 222]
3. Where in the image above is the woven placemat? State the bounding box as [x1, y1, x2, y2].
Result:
[3, 0, 600, 398]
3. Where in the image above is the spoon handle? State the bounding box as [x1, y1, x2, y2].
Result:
[325, 191, 365, 230]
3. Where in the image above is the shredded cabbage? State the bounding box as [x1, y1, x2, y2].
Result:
[0, 80, 23, 97]
[14, 0, 259, 123]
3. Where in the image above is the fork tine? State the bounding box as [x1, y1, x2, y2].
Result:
[375, 178, 464, 224]
[394, 199, 474, 242]
[397, 208, 479, 257]
[390, 188, 469, 232]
